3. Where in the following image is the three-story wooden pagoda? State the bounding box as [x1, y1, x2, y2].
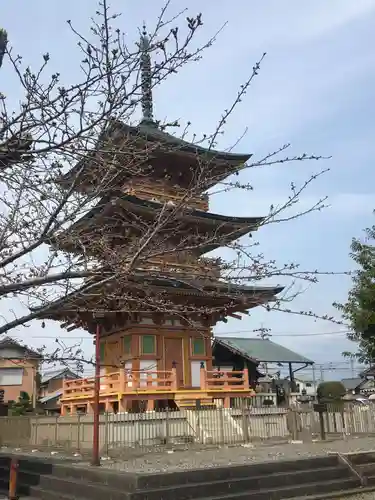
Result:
[37, 32, 283, 414]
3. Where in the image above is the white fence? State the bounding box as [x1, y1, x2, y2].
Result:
[0, 404, 374, 456]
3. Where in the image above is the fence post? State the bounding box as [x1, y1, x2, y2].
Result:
[241, 399, 249, 442]
[325, 409, 331, 433]
[8, 457, 19, 500]
[54, 415, 59, 446]
[341, 408, 346, 438]
[319, 411, 326, 440]
[332, 408, 337, 434]
[104, 412, 109, 457]
[77, 413, 81, 453]
[165, 408, 170, 445]
[218, 407, 225, 444]
[349, 404, 355, 434]
[195, 400, 201, 442]
[33, 416, 38, 447]
[286, 409, 297, 441]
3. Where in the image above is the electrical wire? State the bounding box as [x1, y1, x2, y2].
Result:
[6, 329, 351, 340]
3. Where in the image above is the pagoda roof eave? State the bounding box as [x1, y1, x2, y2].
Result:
[58, 119, 252, 188]
[58, 193, 264, 236]
[114, 120, 252, 163]
[30, 273, 284, 321]
[52, 194, 264, 255]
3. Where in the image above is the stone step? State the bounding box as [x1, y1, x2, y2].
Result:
[347, 451, 375, 465]
[15, 488, 80, 500]
[0, 452, 354, 500]
[293, 485, 375, 499]
[0, 474, 128, 500]
[0, 459, 138, 492]
[356, 462, 375, 475]
[131, 466, 351, 500]
[194, 477, 360, 500]
[0, 464, 355, 500]
[136, 456, 340, 490]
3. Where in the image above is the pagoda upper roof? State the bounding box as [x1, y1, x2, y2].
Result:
[31, 271, 283, 331]
[59, 119, 252, 191]
[53, 193, 264, 256]
[0, 134, 33, 171]
[120, 119, 251, 162]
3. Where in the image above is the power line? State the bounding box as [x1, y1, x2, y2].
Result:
[6, 329, 351, 340]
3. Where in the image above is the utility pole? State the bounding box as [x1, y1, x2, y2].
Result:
[92, 316, 103, 467]
[350, 358, 355, 378]
[312, 364, 317, 395]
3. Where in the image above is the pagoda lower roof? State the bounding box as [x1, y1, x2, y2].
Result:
[31, 271, 283, 328]
[59, 119, 252, 191]
[53, 193, 264, 255]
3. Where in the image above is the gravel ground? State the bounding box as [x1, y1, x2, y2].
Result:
[96, 436, 375, 473]
[3, 436, 375, 474]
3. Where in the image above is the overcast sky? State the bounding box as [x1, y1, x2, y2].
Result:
[1, 0, 375, 380]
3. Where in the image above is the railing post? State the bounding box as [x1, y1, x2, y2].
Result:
[8, 457, 19, 500]
[133, 372, 139, 390]
[171, 368, 177, 391]
[119, 369, 126, 394]
[200, 366, 207, 390]
[223, 373, 229, 390]
[243, 369, 249, 389]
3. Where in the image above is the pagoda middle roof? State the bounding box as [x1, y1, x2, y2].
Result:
[54, 193, 264, 255]
[80, 192, 263, 226]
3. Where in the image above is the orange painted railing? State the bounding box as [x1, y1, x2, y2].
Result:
[202, 369, 250, 391]
[62, 368, 177, 400]
[62, 368, 250, 401]
[119, 369, 177, 392]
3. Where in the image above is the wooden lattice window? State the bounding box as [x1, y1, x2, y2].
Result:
[192, 338, 205, 356]
[123, 336, 132, 355]
[141, 335, 156, 355]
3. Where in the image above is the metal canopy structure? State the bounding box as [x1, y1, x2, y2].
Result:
[213, 337, 314, 389]
[213, 337, 314, 365]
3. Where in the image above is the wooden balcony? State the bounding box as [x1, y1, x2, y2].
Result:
[60, 368, 253, 414]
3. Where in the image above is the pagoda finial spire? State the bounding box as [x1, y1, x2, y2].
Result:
[140, 24, 155, 125]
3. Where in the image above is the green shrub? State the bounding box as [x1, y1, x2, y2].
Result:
[317, 381, 346, 403]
